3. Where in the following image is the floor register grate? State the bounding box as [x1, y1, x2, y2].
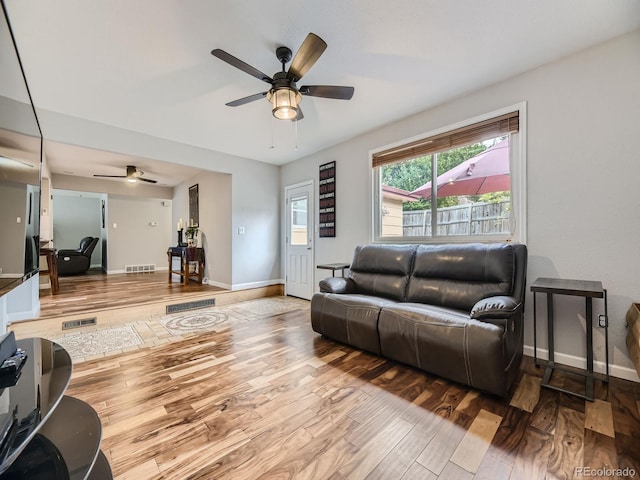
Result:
[62, 317, 98, 330]
[166, 298, 216, 314]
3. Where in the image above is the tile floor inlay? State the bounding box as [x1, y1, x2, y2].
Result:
[51, 325, 143, 359]
[43, 296, 310, 363]
[158, 297, 307, 335]
[160, 310, 232, 334]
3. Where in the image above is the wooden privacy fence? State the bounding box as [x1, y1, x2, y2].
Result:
[403, 200, 510, 236]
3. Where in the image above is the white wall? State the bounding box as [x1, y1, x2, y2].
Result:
[52, 191, 102, 266]
[107, 195, 172, 272]
[281, 30, 640, 380]
[39, 112, 283, 288]
[173, 171, 232, 287]
[0, 181, 27, 275]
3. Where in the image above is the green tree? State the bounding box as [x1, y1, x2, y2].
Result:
[436, 143, 487, 176]
[380, 142, 491, 210]
[381, 155, 431, 192]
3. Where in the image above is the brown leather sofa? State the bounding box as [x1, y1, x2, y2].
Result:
[311, 243, 528, 397]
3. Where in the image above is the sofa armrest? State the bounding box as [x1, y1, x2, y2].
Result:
[471, 296, 521, 320]
[319, 277, 355, 294]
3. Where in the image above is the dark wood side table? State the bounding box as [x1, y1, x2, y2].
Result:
[317, 263, 350, 278]
[167, 246, 205, 285]
[531, 277, 609, 401]
[39, 247, 59, 295]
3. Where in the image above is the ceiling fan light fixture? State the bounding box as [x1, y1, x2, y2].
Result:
[267, 87, 301, 120]
[127, 177, 137, 183]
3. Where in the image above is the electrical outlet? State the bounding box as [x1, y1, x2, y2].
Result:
[598, 314, 607, 328]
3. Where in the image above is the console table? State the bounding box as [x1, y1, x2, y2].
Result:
[167, 246, 205, 285]
[531, 277, 609, 401]
[0, 338, 111, 479]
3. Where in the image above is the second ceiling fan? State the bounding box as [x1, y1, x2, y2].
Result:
[93, 165, 157, 184]
[212, 33, 354, 121]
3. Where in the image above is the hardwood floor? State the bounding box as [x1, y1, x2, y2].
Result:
[13, 270, 284, 340]
[66, 307, 640, 480]
[38, 270, 226, 319]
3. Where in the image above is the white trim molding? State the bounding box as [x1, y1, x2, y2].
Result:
[523, 346, 640, 383]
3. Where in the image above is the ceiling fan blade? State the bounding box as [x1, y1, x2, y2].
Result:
[138, 177, 158, 184]
[93, 175, 126, 178]
[299, 85, 354, 100]
[226, 91, 268, 107]
[289, 33, 327, 81]
[211, 49, 273, 84]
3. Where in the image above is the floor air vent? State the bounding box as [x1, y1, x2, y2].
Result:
[62, 317, 97, 330]
[125, 264, 156, 273]
[166, 298, 215, 314]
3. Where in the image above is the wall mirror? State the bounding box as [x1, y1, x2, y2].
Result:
[0, 5, 43, 297]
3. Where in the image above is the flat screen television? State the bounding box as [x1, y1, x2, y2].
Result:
[0, 3, 42, 298]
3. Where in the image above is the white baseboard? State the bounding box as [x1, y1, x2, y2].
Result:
[524, 345, 640, 383]
[208, 280, 232, 289]
[223, 279, 284, 291]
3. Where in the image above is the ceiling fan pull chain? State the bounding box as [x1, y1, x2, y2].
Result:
[294, 117, 298, 151]
[269, 115, 275, 149]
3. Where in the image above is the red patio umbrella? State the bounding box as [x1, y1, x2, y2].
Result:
[410, 138, 510, 199]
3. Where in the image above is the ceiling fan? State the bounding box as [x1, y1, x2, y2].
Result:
[211, 33, 354, 121]
[93, 165, 157, 184]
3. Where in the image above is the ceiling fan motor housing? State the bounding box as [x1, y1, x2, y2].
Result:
[276, 46, 292, 65]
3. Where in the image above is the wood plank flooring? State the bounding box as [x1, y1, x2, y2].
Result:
[38, 270, 226, 319]
[65, 307, 640, 480]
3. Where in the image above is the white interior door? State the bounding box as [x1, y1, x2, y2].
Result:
[285, 181, 314, 300]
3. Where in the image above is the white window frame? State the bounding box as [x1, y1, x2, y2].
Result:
[371, 102, 527, 244]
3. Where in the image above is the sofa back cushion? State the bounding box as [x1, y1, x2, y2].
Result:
[350, 244, 417, 301]
[406, 243, 515, 311]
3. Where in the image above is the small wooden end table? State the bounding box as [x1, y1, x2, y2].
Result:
[39, 247, 59, 295]
[531, 277, 609, 401]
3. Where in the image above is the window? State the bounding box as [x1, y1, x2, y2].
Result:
[372, 106, 526, 243]
[290, 195, 308, 246]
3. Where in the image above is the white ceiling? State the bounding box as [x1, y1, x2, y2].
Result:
[4, 0, 640, 184]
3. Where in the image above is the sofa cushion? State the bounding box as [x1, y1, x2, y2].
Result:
[349, 244, 417, 301]
[406, 243, 515, 311]
[310, 293, 397, 355]
[378, 303, 509, 395]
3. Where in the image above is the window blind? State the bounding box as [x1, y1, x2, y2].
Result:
[372, 111, 519, 168]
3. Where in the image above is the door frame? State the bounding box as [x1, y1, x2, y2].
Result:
[284, 179, 314, 299]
